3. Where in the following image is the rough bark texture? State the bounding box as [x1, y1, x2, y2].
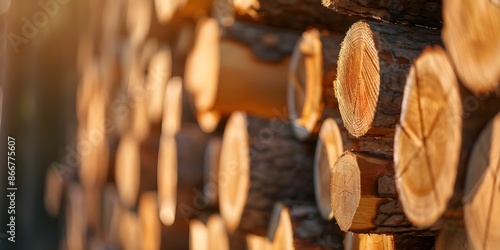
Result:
[227, 0, 362, 32]
[335, 21, 441, 137]
[220, 113, 315, 236]
[322, 0, 442, 28]
[331, 151, 435, 235]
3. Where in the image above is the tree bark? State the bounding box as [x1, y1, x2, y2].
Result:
[218, 112, 315, 236]
[322, 0, 442, 28]
[335, 20, 441, 137]
[394, 46, 500, 227]
[463, 113, 500, 250]
[442, 0, 500, 94]
[331, 151, 435, 235]
[267, 202, 344, 250]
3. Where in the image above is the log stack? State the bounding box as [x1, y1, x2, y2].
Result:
[42, 0, 500, 249]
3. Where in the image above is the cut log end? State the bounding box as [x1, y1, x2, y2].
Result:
[335, 21, 380, 138]
[442, 0, 500, 94]
[127, 0, 152, 45]
[154, 0, 179, 24]
[314, 118, 343, 220]
[146, 47, 172, 124]
[204, 137, 222, 207]
[394, 46, 462, 227]
[138, 192, 162, 250]
[267, 203, 294, 250]
[189, 219, 209, 250]
[463, 113, 500, 250]
[246, 234, 272, 250]
[207, 215, 231, 250]
[288, 29, 323, 140]
[157, 136, 177, 226]
[219, 112, 250, 232]
[196, 110, 221, 133]
[162, 76, 183, 136]
[115, 134, 141, 208]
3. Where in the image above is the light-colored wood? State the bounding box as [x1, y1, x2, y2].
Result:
[189, 219, 209, 250]
[394, 46, 462, 227]
[146, 47, 172, 124]
[126, 0, 153, 46]
[101, 185, 121, 246]
[335, 21, 441, 137]
[322, 0, 441, 28]
[138, 192, 170, 250]
[207, 214, 246, 250]
[246, 234, 272, 250]
[331, 151, 430, 234]
[435, 227, 469, 250]
[115, 133, 141, 207]
[118, 207, 142, 250]
[344, 233, 394, 250]
[161, 76, 182, 137]
[154, 0, 183, 24]
[218, 112, 314, 236]
[442, 0, 500, 94]
[203, 137, 222, 207]
[157, 135, 177, 226]
[287, 29, 343, 140]
[463, 113, 500, 250]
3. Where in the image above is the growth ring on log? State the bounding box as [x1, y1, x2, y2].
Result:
[314, 118, 343, 220]
[218, 112, 250, 232]
[335, 21, 380, 137]
[394, 46, 462, 227]
[463, 114, 500, 250]
[288, 29, 323, 140]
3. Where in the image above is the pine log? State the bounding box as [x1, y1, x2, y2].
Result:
[227, 0, 360, 32]
[267, 202, 344, 250]
[331, 151, 434, 235]
[246, 234, 272, 250]
[218, 112, 315, 236]
[189, 218, 209, 250]
[435, 227, 470, 250]
[463, 113, 500, 250]
[207, 214, 247, 250]
[335, 20, 441, 137]
[157, 124, 208, 226]
[322, 0, 442, 28]
[203, 137, 222, 207]
[287, 29, 344, 140]
[184, 18, 295, 132]
[394, 46, 500, 227]
[314, 118, 393, 220]
[442, 0, 500, 94]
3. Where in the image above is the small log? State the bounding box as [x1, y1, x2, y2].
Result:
[442, 0, 500, 94]
[267, 202, 344, 250]
[157, 124, 208, 226]
[189, 218, 209, 250]
[335, 20, 441, 137]
[322, 0, 442, 28]
[394, 46, 500, 227]
[138, 192, 170, 250]
[331, 151, 433, 234]
[203, 137, 222, 207]
[207, 214, 247, 250]
[463, 113, 500, 250]
[184, 18, 293, 132]
[218, 112, 315, 236]
[228, 0, 360, 32]
[435, 227, 470, 250]
[314, 118, 394, 220]
[145, 47, 172, 125]
[287, 29, 344, 140]
[246, 234, 272, 250]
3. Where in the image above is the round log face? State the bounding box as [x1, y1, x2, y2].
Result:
[463, 114, 500, 250]
[154, 0, 180, 24]
[394, 46, 462, 227]
[157, 136, 177, 226]
[219, 112, 250, 232]
[161, 77, 182, 136]
[139, 192, 161, 250]
[146, 48, 171, 124]
[115, 134, 141, 208]
[335, 21, 380, 137]
[314, 118, 343, 220]
[190, 219, 209, 250]
[442, 0, 500, 94]
[288, 29, 323, 140]
[208, 215, 231, 250]
[330, 152, 361, 231]
[127, 0, 152, 45]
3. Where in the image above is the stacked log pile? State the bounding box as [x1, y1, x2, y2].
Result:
[43, 0, 500, 249]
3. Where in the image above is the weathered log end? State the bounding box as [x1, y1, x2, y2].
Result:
[314, 118, 343, 220]
[394, 46, 462, 227]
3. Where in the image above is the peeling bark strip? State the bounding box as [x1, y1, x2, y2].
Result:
[230, 0, 360, 32]
[287, 29, 344, 141]
[394, 46, 462, 227]
[335, 20, 441, 137]
[267, 202, 344, 250]
[218, 112, 315, 236]
[442, 0, 500, 94]
[463, 114, 500, 250]
[331, 151, 433, 235]
[322, 0, 442, 28]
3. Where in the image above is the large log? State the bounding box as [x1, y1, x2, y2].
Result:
[394, 46, 500, 227]
[314, 118, 393, 220]
[267, 202, 344, 250]
[331, 151, 434, 235]
[228, 0, 360, 32]
[322, 0, 442, 28]
[335, 20, 441, 137]
[184, 18, 297, 132]
[287, 29, 343, 140]
[463, 113, 500, 250]
[218, 112, 315, 236]
[442, 0, 500, 94]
